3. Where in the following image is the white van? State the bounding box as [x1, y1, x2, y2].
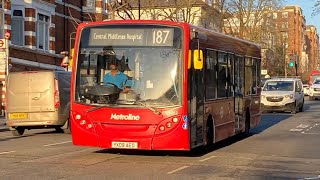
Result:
[261, 78, 304, 114]
[5, 70, 71, 136]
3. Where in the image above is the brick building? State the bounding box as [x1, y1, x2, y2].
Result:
[279, 6, 308, 76]
[0, 0, 109, 114]
[222, 5, 318, 79]
[306, 25, 320, 71]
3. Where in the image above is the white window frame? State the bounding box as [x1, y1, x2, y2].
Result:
[282, 12, 288, 18]
[0, 12, 3, 39]
[11, 6, 25, 46]
[36, 12, 50, 51]
[177, 10, 184, 22]
[0, 1, 4, 38]
[86, 0, 95, 9]
[273, 13, 277, 19]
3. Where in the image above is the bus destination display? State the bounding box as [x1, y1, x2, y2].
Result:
[87, 28, 174, 47]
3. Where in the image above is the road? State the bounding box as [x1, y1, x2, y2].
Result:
[0, 98, 320, 180]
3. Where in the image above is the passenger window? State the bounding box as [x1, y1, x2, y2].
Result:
[205, 50, 217, 99]
[244, 57, 252, 95]
[217, 52, 227, 98]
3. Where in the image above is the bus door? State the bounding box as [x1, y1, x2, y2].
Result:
[234, 56, 244, 133]
[188, 49, 204, 148]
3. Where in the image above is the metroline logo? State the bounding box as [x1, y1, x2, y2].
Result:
[110, 113, 140, 121]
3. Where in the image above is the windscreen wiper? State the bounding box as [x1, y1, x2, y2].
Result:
[136, 100, 161, 115]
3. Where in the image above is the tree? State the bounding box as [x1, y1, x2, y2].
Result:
[313, 0, 320, 16]
[222, 0, 284, 42]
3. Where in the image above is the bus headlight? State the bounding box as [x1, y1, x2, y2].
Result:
[75, 114, 81, 120]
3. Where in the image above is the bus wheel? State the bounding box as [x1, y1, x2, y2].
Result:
[206, 118, 214, 148]
[11, 127, 25, 136]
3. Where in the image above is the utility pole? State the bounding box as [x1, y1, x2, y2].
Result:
[284, 43, 287, 77]
[138, 0, 141, 20]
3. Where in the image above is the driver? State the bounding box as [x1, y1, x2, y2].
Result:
[103, 61, 128, 92]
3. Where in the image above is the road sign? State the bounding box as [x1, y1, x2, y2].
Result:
[0, 39, 5, 49]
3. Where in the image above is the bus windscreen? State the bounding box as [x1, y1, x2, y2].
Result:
[75, 25, 183, 108]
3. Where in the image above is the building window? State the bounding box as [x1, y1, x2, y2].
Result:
[177, 10, 184, 22]
[282, 32, 288, 40]
[281, 22, 288, 29]
[11, 9, 24, 46]
[86, 0, 95, 8]
[273, 13, 277, 19]
[282, 12, 288, 18]
[37, 13, 50, 50]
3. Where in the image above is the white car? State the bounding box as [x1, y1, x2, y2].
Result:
[309, 79, 320, 100]
[303, 84, 309, 96]
[261, 78, 304, 114]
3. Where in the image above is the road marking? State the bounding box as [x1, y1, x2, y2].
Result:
[0, 151, 16, 155]
[167, 166, 190, 174]
[301, 132, 320, 135]
[43, 141, 72, 147]
[297, 124, 309, 129]
[302, 124, 319, 134]
[199, 155, 216, 162]
[298, 175, 320, 180]
[289, 128, 303, 132]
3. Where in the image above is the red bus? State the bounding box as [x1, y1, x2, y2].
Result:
[308, 70, 320, 85]
[70, 20, 261, 151]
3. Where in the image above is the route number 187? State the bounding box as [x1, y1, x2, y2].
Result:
[152, 30, 170, 44]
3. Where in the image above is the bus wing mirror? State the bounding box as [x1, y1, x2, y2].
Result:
[193, 50, 203, 70]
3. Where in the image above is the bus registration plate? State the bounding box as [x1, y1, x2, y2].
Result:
[111, 141, 138, 149]
[9, 113, 28, 119]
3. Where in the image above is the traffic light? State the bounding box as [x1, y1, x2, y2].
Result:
[288, 60, 294, 67]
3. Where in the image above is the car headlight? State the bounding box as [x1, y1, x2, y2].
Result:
[285, 94, 294, 99]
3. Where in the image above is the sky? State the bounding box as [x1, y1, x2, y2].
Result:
[284, 0, 320, 31]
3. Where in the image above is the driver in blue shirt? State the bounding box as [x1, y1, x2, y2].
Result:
[103, 61, 128, 92]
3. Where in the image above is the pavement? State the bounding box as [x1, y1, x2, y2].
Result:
[0, 116, 8, 132]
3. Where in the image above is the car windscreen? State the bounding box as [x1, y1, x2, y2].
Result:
[263, 81, 294, 91]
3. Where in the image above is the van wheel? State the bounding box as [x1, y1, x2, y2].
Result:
[11, 127, 25, 136]
[55, 127, 64, 133]
[291, 102, 297, 114]
[299, 101, 304, 112]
